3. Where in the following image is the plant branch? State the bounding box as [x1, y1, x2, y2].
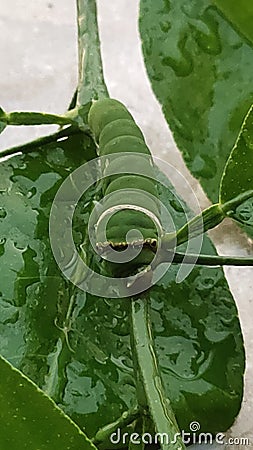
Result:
[161, 250, 253, 267]
[221, 189, 253, 214]
[76, 0, 108, 106]
[1, 110, 77, 127]
[163, 204, 225, 249]
[130, 296, 185, 450]
[92, 406, 140, 445]
[0, 126, 83, 159]
[163, 191, 253, 250]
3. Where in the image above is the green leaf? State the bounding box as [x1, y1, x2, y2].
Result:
[0, 136, 244, 445]
[76, 0, 108, 106]
[0, 133, 140, 440]
[0, 354, 97, 450]
[152, 176, 245, 434]
[0, 121, 6, 135]
[0, 102, 91, 159]
[139, 0, 253, 237]
[0, 106, 6, 135]
[0, 133, 106, 436]
[219, 104, 253, 227]
[0, 126, 80, 159]
[213, 0, 253, 47]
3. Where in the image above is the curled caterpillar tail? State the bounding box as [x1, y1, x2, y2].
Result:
[88, 98, 161, 276]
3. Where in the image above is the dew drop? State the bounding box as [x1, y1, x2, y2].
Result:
[0, 207, 7, 219]
[198, 277, 216, 290]
[191, 154, 217, 179]
[14, 242, 28, 251]
[27, 187, 37, 199]
[242, 128, 253, 149]
[192, 13, 221, 56]
[235, 198, 253, 225]
[31, 298, 39, 307]
[161, 52, 193, 77]
[170, 199, 184, 213]
[160, 20, 171, 33]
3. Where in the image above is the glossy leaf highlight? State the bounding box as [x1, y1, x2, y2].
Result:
[139, 0, 253, 221]
[220, 104, 253, 227]
[0, 354, 97, 450]
[213, 0, 253, 47]
[0, 134, 245, 442]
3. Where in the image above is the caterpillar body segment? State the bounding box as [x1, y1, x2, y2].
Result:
[88, 99, 133, 141]
[105, 175, 157, 197]
[99, 118, 144, 149]
[100, 135, 150, 157]
[101, 153, 155, 195]
[88, 98, 161, 275]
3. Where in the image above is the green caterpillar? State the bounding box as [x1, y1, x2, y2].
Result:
[88, 98, 161, 275]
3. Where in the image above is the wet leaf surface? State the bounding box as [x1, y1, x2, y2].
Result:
[0, 355, 97, 450]
[139, 0, 253, 238]
[213, 0, 253, 47]
[0, 132, 244, 443]
[220, 105, 253, 228]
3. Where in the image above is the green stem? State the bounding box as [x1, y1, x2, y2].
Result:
[0, 127, 82, 159]
[163, 251, 253, 267]
[168, 204, 225, 248]
[92, 406, 140, 445]
[221, 190, 253, 214]
[128, 416, 146, 450]
[2, 111, 77, 127]
[163, 192, 253, 250]
[130, 296, 185, 450]
[76, 0, 108, 106]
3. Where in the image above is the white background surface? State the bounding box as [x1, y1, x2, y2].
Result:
[0, 1, 252, 447]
